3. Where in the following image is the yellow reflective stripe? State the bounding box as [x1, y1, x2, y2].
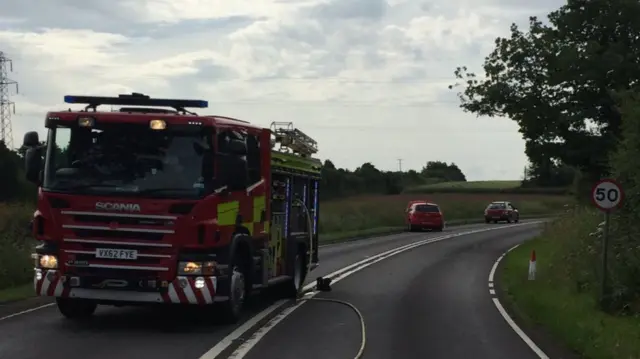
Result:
[253, 196, 265, 223]
[242, 222, 254, 235]
[217, 201, 239, 226]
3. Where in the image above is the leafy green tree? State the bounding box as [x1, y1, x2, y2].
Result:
[421, 161, 466, 182]
[450, 0, 640, 187]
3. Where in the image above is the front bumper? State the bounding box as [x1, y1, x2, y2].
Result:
[34, 269, 218, 305]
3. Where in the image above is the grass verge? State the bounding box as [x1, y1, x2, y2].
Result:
[500, 209, 640, 359]
[0, 283, 35, 304]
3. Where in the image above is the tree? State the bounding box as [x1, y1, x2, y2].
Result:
[450, 0, 640, 186]
[320, 160, 469, 200]
[0, 141, 36, 202]
[421, 161, 467, 182]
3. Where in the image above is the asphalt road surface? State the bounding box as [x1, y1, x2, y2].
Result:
[0, 221, 542, 359]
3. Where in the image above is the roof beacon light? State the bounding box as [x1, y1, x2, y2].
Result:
[270, 121, 318, 157]
[77, 116, 95, 127]
[149, 119, 167, 130]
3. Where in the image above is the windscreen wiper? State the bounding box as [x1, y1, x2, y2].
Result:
[135, 187, 194, 195]
[57, 183, 124, 191]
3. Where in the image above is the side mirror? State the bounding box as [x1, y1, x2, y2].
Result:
[25, 147, 42, 185]
[227, 139, 247, 156]
[23, 131, 40, 148]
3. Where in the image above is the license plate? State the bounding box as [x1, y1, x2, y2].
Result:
[96, 248, 138, 260]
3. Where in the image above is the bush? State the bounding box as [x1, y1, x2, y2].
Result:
[0, 202, 35, 290]
[501, 209, 640, 359]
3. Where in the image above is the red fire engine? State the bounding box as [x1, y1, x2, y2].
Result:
[21, 93, 321, 322]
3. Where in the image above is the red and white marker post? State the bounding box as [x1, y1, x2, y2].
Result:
[528, 250, 536, 280]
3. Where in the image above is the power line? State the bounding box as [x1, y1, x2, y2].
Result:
[0, 51, 18, 149]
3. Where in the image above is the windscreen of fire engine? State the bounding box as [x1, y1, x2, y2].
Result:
[43, 122, 214, 198]
[415, 204, 440, 213]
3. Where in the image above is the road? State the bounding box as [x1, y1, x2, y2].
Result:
[0, 222, 542, 359]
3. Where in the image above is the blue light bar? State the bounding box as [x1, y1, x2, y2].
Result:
[63, 93, 209, 109]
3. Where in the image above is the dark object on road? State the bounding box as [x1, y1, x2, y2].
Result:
[316, 277, 332, 292]
[484, 201, 519, 224]
[405, 201, 444, 232]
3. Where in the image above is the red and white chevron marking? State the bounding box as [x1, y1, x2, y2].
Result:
[34, 269, 217, 305]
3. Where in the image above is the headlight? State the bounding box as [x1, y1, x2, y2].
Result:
[177, 261, 216, 276]
[39, 255, 58, 269]
[150, 119, 166, 130]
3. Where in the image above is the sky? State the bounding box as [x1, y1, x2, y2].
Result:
[0, 0, 564, 180]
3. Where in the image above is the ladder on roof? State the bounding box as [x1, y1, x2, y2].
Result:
[270, 122, 318, 157]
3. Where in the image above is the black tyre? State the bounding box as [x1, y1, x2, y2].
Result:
[485, 218, 490, 224]
[56, 298, 97, 320]
[219, 263, 249, 324]
[493, 220, 498, 224]
[515, 215, 520, 223]
[281, 252, 306, 299]
[433, 226, 443, 232]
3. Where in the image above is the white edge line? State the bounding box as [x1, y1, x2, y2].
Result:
[213, 221, 543, 359]
[492, 298, 549, 359]
[0, 303, 55, 323]
[198, 299, 288, 359]
[489, 243, 549, 359]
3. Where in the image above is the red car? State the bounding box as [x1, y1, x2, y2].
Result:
[406, 202, 444, 232]
[484, 201, 519, 223]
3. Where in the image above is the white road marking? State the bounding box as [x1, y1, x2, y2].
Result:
[492, 298, 549, 359]
[226, 292, 315, 358]
[0, 303, 55, 322]
[197, 300, 289, 359]
[204, 221, 543, 359]
[488, 243, 550, 359]
[488, 243, 520, 283]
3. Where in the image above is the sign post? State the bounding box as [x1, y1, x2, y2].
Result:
[591, 179, 624, 307]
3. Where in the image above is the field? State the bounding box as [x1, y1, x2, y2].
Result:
[0, 191, 571, 302]
[500, 209, 640, 359]
[413, 180, 522, 190]
[320, 193, 572, 240]
[405, 180, 570, 195]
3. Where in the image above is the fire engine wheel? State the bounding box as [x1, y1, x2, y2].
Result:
[56, 298, 97, 320]
[293, 253, 305, 293]
[219, 265, 247, 323]
[283, 253, 306, 298]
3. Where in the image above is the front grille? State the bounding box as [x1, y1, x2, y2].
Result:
[73, 214, 172, 227]
[72, 229, 164, 241]
[59, 210, 178, 276]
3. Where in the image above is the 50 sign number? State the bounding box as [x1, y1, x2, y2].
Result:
[592, 179, 624, 212]
[595, 188, 619, 202]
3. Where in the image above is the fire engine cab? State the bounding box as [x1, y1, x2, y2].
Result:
[21, 93, 321, 322]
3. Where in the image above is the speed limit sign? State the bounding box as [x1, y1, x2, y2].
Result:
[592, 179, 624, 211]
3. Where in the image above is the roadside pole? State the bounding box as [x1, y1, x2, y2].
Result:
[591, 179, 624, 308]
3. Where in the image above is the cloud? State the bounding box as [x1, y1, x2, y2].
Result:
[0, 0, 566, 179]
